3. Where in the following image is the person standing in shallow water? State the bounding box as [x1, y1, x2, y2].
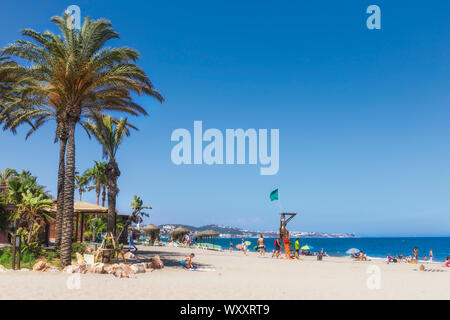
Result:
[413, 247, 419, 262]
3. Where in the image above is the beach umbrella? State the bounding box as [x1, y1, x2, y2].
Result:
[346, 248, 360, 255]
[301, 245, 313, 250]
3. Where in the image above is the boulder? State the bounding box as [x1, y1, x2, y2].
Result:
[63, 265, 81, 273]
[0, 265, 9, 272]
[151, 255, 164, 269]
[19, 268, 30, 272]
[130, 263, 146, 274]
[32, 260, 47, 272]
[89, 262, 105, 274]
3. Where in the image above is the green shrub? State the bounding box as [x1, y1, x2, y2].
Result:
[72, 242, 87, 254]
[0, 247, 36, 269]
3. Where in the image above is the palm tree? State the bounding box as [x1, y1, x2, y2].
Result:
[74, 172, 90, 201]
[84, 161, 107, 206]
[2, 14, 164, 266]
[84, 115, 135, 235]
[0, 168, 18, 185]
[117, 195, 151, 241]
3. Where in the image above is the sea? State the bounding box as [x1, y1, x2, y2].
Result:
[207, 237, 450, 262]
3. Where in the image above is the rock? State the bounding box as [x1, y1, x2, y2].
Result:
[124, 252, 135, 259]
[32, 261, 47, 272]
[0, 265, 9, 272]
[151, 255, 164, 269]
[130, 263, 146, 274]
[19, 268, 30, 272]
[63, 265, 81, 273]
[89, 262, 105, 274]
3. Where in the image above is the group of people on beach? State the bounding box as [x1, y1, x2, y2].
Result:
[386, 248, 435, 264]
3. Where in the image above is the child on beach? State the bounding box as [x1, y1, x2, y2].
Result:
[181, 253, 195, 269]
[429, 249, 433, 263]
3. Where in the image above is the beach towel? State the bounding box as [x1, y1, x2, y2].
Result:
[187, 266, 216, 272]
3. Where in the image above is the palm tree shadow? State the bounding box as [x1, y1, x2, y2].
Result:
[132, 248, 209, 268]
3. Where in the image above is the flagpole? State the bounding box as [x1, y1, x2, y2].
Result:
[278, 187, 282, 214]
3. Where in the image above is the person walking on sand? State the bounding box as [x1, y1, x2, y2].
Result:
[257, 234, 266, 256]
[241, 237, 248, 255]
[429, 249, 433, 263]
[128, 228, 138, 252]
[272, 236, 281, 258]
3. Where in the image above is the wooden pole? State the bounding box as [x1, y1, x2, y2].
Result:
[75, 213, 79, 242]
[80, 214, 84, 242]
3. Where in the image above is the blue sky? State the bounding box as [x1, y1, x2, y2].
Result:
[0, 1, 449, 236]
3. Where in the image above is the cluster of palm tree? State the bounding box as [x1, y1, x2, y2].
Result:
[0, 14, 163, 267]
[0, 169, 53, 248]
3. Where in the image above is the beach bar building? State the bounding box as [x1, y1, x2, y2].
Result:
[193, 230, 220, 245]
[45, 201, 129, 243]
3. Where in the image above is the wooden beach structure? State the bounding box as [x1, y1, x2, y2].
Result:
[193, 230, 220, 245]
[45, 201, 129, 243]
[280, 212, 297, 238]
[142, 224, 160, 244]
[169, 226, 190, 242]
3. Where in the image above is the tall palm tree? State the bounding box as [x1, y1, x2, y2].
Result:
[2, 15, 164, 266]
[84, 115, 135, 234]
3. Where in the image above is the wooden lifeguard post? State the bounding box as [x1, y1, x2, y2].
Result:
[279, 212, 297, 237]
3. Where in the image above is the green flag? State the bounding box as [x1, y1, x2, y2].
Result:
[270, 188, 279, 201]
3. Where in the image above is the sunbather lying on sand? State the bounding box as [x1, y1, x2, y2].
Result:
[112, 267, 130, 278]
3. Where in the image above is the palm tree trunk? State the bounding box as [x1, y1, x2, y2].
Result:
[55, 137, 67, 247]
[60, 120, 76, 267]
[95, 180, 100, 205]
[101, 185, 106, 207]
[106, 160, 120, 235]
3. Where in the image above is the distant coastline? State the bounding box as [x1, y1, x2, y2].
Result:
[157, 224, 356, 239]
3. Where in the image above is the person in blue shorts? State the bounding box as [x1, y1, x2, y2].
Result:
[128, 228, 137, 252]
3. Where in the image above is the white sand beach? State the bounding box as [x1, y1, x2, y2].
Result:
[0, 245, 449, 300]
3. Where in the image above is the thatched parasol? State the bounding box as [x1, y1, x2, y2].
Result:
[142, 224, 160, 234]
[194, 229, 219, 239]
[169, 226, 190, 236]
